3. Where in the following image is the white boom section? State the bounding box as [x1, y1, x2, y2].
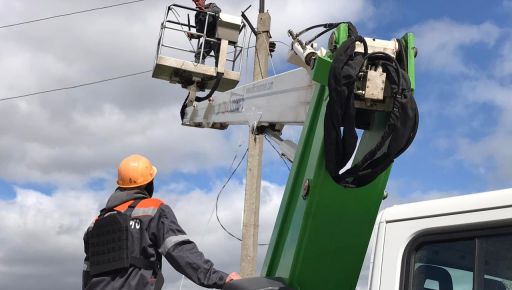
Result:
[182, 68, 313, 129]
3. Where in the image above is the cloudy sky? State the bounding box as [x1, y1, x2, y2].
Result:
[1, 0, 512, 289]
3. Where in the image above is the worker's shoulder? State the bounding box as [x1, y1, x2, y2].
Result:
[137, 197, 166, 209]
[205, 3, 221, 11]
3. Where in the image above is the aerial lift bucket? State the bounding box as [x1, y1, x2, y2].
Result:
[152, 4, 244, 94]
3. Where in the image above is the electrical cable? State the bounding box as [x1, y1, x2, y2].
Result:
[254, 40, 265, 79]
[253, 35, 275, 78]
[274, 40, 290, 48]
[244, 32, 253, 83]
[178, 146, 244, 290]
[229, 40, 285, 56]
[0, 0, 146, 29]
[214, 147, 269, 246]
[239, 25, 249, 71]
[247, 38, 289, 78]
[169, 7, 196, 51]
[227, 143, 243, 173]
[264, 135, 291, 172]
[214, 147, 246, 242]
[0, 70, 152, 102]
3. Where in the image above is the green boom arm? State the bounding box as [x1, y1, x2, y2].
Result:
[261, 24, 416, 290]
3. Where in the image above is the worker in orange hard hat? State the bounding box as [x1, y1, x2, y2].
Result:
[82, 154, 241, 290]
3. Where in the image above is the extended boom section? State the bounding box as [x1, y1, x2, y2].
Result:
[182, 68, 313, 129]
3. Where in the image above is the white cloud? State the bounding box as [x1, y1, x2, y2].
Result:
[457, 124, 512, 184]
[0, 187, 101, 289]
[449, 77, 512, 185]
[0, 0, 372, 187]
[399, 18, 512, 185]
[0, 100, 239, 185]
[0, 180, 284, 290]
[496, 40, 512, 77]
[405, 19, 501, 74]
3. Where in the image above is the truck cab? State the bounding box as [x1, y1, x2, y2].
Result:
[369, 188, 512, 290]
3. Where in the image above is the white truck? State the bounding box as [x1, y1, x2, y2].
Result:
[367, 188, 512, 290]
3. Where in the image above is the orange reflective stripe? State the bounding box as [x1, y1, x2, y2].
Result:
[114, 200, 134, 212]
[136, 198, 164, 209]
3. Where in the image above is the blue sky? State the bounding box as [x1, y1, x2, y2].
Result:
[0, 0, 511, 289]
[268, 1, 512, 199]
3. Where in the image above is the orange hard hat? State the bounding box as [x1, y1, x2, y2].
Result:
[117, 154, 157, 188]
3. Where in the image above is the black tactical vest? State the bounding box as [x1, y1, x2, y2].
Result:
[88, 199, 155, 275]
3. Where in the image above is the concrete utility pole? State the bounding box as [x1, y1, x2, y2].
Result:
[240, 0, 271, 278]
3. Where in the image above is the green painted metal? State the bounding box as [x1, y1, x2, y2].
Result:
[262, 23, 417, 290]
[402, 32, 416, 91]
[311, 56, 331, 86]
[335, 23, 349, 52]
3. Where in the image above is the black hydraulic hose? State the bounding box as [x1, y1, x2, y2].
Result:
[355, 35, 368, 56]
[296, 23, 328, 37]
[305, 23, 344, 46]
[296, 22, 341, 38]
[397, 39, 408, 71]
[195, 73, 223, 102]
[359, 51, 402, 94]
[180, 94, 188, 121]
[179, 73, 223, 121]
[349, 50, 403, 170]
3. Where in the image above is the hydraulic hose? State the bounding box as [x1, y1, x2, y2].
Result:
[194, 72, 223, 102]
[296, 22, 341, 38]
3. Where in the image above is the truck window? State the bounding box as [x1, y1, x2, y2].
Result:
[480, 235, 512, 290]
[405, 229, 512, 290]
[413, 239, 475, 290]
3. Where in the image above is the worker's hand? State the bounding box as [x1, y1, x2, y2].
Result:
[187, 32, 199, 39]
[226, 272, 241, 283]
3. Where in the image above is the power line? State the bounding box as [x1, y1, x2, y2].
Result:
[0, 39, 285, 103]
[0, 70, 152, 102]
[274, 40, 290, 48]
[214, 148, 269, 246]
[215, 148, 247, 242]
[0, 0, 145, 29]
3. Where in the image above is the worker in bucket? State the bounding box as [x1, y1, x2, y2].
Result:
[82, 154, 241, 290]
[189, 0, 221, 64]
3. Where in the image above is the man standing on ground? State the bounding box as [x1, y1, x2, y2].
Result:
[83, 154, 240, 290]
